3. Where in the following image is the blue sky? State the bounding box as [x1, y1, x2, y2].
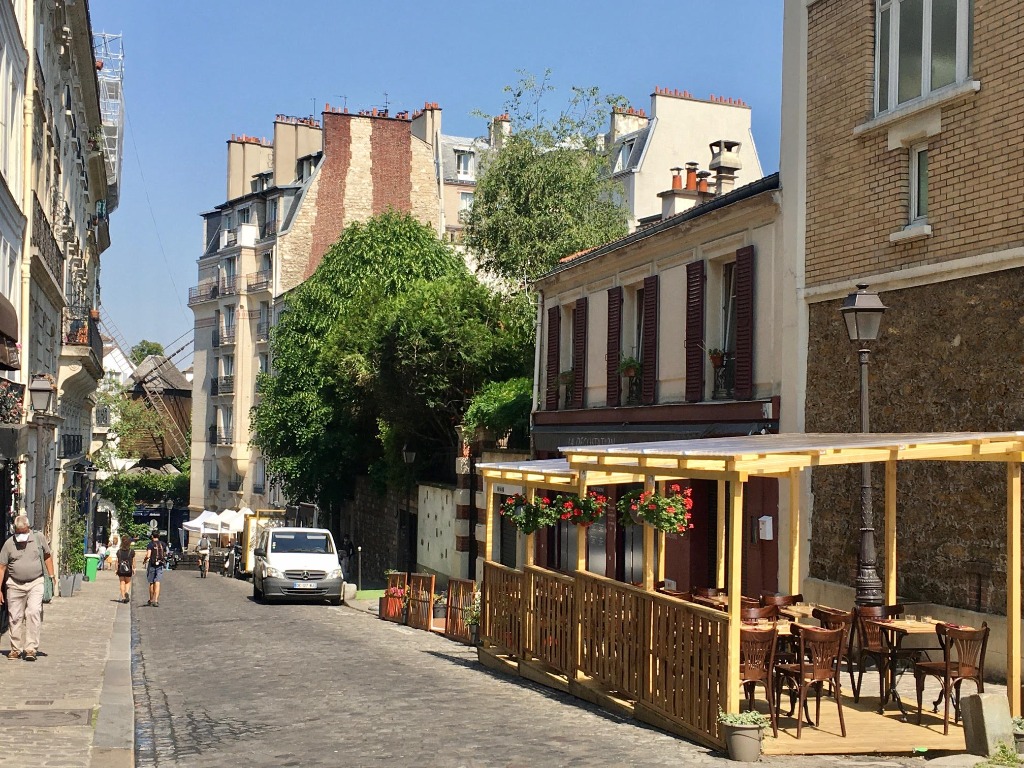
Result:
[90, 1, 784, 363]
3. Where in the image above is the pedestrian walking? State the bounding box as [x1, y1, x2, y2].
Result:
[95, 540, 107, 570]
[115, 537, 135, 603]
[0, 515, 56, 661]
[141, 532, 167, 607]
[340, 534, 356, 581]
[195, 533, 211, 578]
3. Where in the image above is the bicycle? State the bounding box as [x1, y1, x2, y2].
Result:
[198, 550, 209, 578]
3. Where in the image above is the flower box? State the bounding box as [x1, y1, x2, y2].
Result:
[378, 595, 406, 623]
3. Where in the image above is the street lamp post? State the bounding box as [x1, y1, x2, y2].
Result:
[840, 283, 888, 607]
[163, 496, 173, 543]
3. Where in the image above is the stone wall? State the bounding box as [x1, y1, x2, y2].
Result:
[340, 476, 401, 586]
[805, 271, 1024, 612]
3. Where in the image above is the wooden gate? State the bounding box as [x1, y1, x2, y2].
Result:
[444, 578, 476, 643]
[406, 573, 435, 630]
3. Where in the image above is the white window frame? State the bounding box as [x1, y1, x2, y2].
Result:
[455, 151, 473, 179]
[876, 0, 972, 115]
[909, 142, 929, 223]
[459, 191, 473, 212]
[616, 140, 634, 173]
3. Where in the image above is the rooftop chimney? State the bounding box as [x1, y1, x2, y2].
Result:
[709, 140, 742, 195]
[658, 166, 701, 220]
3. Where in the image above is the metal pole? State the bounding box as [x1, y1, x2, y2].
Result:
[855, 347, 883, 606]
[357, 545, 362, 592]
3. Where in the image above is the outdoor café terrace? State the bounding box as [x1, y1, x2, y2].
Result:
[477, 431, 1024, 755]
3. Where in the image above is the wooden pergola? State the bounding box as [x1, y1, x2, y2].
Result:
[480, 431, 1024, 722]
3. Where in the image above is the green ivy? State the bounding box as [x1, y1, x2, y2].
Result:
[462, 377, 532, 449]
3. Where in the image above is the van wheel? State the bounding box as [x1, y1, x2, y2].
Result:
[253, 580, 264, 602]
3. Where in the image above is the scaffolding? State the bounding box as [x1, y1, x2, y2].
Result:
[92, 32, 124, 214]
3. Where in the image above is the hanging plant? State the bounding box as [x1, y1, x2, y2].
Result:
[499, 493, 559, 534]
[616, 483, 694, 534]
[551, 491, 609, 526]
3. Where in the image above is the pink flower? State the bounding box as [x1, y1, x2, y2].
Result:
[666, 506, 676, 514]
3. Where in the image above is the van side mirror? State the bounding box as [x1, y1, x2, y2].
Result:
[254, 548, 266, 558]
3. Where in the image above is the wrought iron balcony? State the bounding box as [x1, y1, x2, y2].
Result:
[94, 405, 111, 428]
[212, 327, 236, 348]
[228, 478, 242, 492]
[255, 320, 270, 342]
[216, 375, 235, 394]
[188, 282, 218, 305]
[252, 484, 266, 494]
[246, 270, 271, 291]
[219, 275, 239, 296]
[207, 428, 232, 446]
[31, 196, 65, 287]
[62, 306, 103, 368]
[207, 478, 220, 489]
[262, 218, 277, 238]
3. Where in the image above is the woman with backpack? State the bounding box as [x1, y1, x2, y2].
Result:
[115, 537, 135, 603]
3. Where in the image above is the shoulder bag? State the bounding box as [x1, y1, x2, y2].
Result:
[35, 533, 53, 604]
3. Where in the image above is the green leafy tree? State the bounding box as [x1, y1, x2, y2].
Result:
[465, 70, 629, 284]
[129, 340, 165, 365]
[251, 211, 465, 506]
[98, 471, 190, 544]
[462, 377, 533, 449]
[92, 382, 167, 465]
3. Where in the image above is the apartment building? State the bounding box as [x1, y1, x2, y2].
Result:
[782, 0, 1022, 612]
[0, 1, 123, 565]
[605, 87, 764, 230]
[189, 103, 473, 518]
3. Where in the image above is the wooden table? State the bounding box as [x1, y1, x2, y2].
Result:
[779, 603, 838, 621]
[867, 618, 956, 719]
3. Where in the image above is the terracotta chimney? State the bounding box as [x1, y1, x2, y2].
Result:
[685, 162, 699, 191]
[671, 167, 683, 190]
[697, 170, 711, 195]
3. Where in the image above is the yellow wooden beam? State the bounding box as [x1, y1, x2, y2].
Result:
[884, 461, 897, 605]
[717, 479, 727, 590]
[656, 480, 666, 585]
[483, 477, 495, 569]
[643, 476, 655, 591]
[1008, 461, 1021, 717]
[788, 468, 801, 596]
[725, 479, 745, 714]
[522, 482, 535, 569]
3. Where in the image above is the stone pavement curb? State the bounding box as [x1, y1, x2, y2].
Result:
[0, 568, 133, 767]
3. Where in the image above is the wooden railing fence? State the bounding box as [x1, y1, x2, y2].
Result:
[445, 578, 476, 643]
[482, 560, 728, 749]
[380, 571, 408, 622]
[407, 573, 435, 631]
[526, 566, 575, 675]
[482, 561, 524, 655]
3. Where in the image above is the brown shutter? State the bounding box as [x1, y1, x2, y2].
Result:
[685, 261, 706, 402]
[641, 275, 658, 405]
[571, 297, 588, 409]
[545, 305, 561, 410]
[606, 287, 622, 407]
[733, 246, 755, 400]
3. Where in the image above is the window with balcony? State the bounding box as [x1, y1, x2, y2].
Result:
[875, 0, 973, 114]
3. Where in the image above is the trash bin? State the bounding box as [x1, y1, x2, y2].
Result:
[84, 554, 100, 582]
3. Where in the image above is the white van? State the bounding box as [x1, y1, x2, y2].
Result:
[252, 527, 344, 605]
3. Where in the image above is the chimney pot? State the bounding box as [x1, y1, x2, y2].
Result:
[671, 166, 683, 190]
[697, 170, 711, 194]
[685, 161, 699, 191]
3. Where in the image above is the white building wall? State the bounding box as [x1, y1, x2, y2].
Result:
[416, 483, 460, 582]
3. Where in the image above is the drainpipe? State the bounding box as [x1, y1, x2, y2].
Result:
[20, 0, 36, 517]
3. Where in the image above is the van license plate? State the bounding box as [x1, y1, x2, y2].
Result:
[292, 582, 316, 589]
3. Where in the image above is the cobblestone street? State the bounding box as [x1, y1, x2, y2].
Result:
[130, 570, 941, 768]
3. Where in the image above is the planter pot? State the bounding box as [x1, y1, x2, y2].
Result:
[58, 574, 76, 597]
[722, 723, 763, 762]
[433, 604, 447, 620]
[379, 596, 406, 623]
[621, 366, 638, 378]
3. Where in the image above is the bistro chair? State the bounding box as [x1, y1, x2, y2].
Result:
[694, 586, 724, 598]
[914, 622, 989, 734]
[850, 604, 907, 702]
[740, 626, 779, 737]
[774, 625, 848, 739]
[813, 607, 854, 697]
[761, 592, 803, 607]
[741, 604, 780, 623]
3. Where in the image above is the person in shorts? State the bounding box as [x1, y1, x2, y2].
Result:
[195, 534, 211, 578]
[141, 532, 167, 607]
[115, 537, 135, 603]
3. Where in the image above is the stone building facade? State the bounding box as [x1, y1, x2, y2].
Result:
[783, 0, 1023, 611]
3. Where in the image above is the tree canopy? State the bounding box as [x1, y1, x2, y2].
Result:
[464, 70, 629, 284]
[130, 340, 165, 364]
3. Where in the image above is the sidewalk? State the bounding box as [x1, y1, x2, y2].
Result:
[0, 568, 133, 768]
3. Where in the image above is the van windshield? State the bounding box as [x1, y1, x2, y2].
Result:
[270, 532, 334, 554]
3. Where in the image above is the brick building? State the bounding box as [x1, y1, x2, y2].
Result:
[782, 0, 1023, 612]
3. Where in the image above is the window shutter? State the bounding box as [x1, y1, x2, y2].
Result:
[545, 305, 560, 410]
[606, 287, 622, 407]
[733, 246, 755, 400]
[641, 275, 658, 405]
[685, 261, 706, 402]
[571, 298, 588, 409]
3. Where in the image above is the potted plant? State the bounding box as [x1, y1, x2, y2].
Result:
[617, 355, 642, 379]
[719, 709, 770, 762]
[551, 491, 609, 526]
[433, 591, 448, 620]
[1013, 716, 1024, 754]
[616, 483, 695, 534]
[379, 582, 409, 623]
[464, 591, 481, 645]
[707, 347, 726, 369]
[499, 493, 560, 534]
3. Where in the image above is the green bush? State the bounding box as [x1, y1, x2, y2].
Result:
[462, 377, 532, 448]
[59, 489, 87, 576]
